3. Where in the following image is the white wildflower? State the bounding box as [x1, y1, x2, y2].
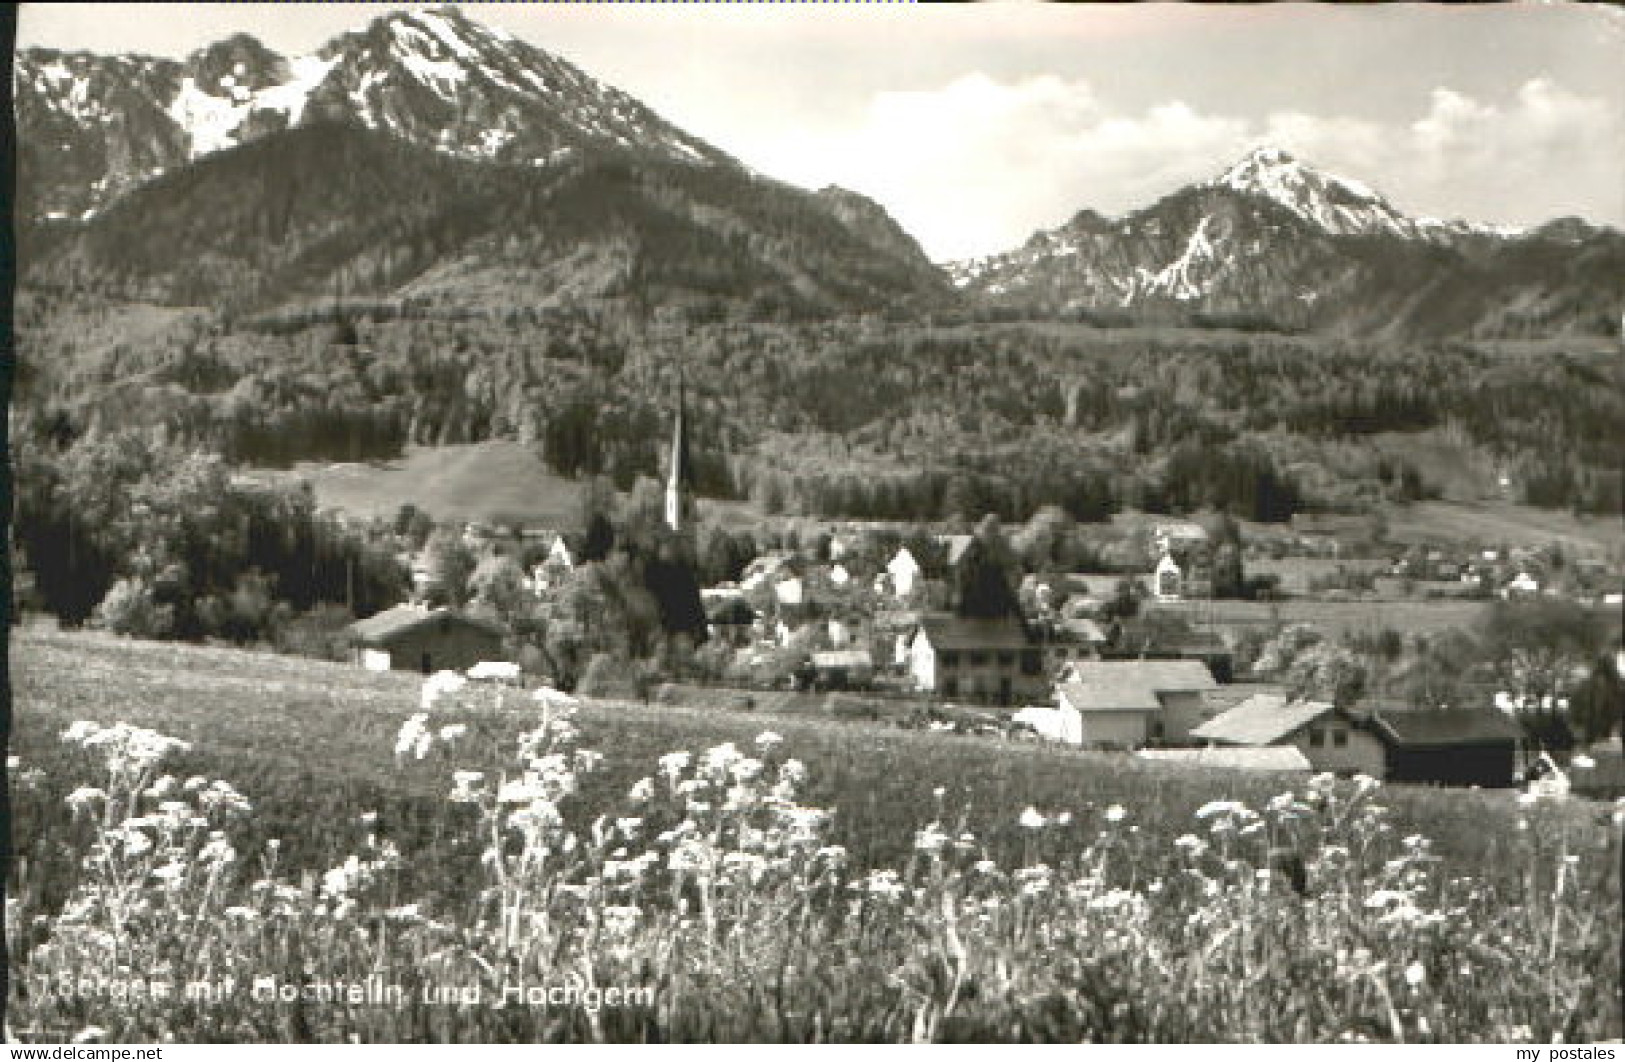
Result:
[65, 786, 107, 815]
[914, 822, 950, 854]
[395, 714, 429, 757]
[420, 670, 467, 711]
[1195, 800, 1248, 820]
[466, 660, 520, 682]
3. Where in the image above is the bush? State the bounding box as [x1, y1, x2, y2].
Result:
[272, 604, 358, 662]
[576, 653, 648, 700]
[92, 577, 174, 639]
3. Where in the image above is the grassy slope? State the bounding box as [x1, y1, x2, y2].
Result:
[1386, 500, 1625, 557]
[282, 442, 586, 528]
[1152, 597, 1487, 640]
[10, 629, 1602, 898]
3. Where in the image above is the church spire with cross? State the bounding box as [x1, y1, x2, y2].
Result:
[664, 368, 693, 532]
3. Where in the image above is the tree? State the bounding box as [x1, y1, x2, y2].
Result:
[1396, 629, 1478, 710]
[577, 652, 643, 699]
[644, 541, 708, 643]
[1287, 642, 1369, 710]
[94, 577, 175, 639]
[469, 555, 529, 626]
[1013, 505, 1074, 574]
[393, 504, 434, 549]
[954, 516, 1021, 620]
[423, 530, 477, 607]
[1474, 598, 1608, 706]
[1101, 577, 1143, 622]
[577, 476, 617, 563]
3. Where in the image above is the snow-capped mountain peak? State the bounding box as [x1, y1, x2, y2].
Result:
[1210, 145, 1424, 239]
[1209, 144, 1520, 242]
[16, 4, 734, 220]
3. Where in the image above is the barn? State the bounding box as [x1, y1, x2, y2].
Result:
[349, 605, 506, 675]
[1369, 710, 1525, 788]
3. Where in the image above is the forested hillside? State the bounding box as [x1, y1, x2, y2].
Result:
[16, 291, 1623, 529]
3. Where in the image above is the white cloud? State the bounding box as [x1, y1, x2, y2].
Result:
[1269, 77, 1621, 228]
[752, 73, 1622, 261]
[752, 73, 1250, 261]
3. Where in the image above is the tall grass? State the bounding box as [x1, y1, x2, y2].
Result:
[7, 655, 1620, 1043]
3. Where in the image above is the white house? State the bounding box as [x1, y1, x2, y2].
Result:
[774, 577, 806, 607]
[1153, 553, 1183, 601]
[1152, 521, 1209, 560]
[1054, 678, 1161, 748]
[1056, 659, 1218, 744]
[909, 614, 1040, 705]
[1502, 571, 1541, 599]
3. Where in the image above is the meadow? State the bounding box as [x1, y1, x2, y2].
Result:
[6, 629, 1621, 1043]
[1152, 597, 1487, 642]
[274, 441, 758, 530]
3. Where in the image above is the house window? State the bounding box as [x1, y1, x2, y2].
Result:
[943, 678, 959, 698]
[1307, 728, 1325, 748]
[996, 651, 1015, 667]
[967, 651, 988, 666]
[1333, 728, 1349, 748]
[940, 651, 960, 668]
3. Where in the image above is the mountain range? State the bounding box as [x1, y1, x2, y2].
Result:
[14, 5, 1623, 340]
[950, 146, 1624, 339]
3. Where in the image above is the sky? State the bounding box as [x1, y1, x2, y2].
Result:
[17, 2, 1625, 261]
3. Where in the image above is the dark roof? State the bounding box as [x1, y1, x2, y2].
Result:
[350, 606, 503, 644]
[1371, 709, 1524, 747]
[707, 597, 758, 624]
[917, 614, 1030, 652]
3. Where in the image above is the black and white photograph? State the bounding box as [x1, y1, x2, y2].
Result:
[4, 0, 1623, 1046]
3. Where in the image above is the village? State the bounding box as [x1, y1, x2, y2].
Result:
[341, 408, 1625, 800]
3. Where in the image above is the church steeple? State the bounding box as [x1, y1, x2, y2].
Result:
[664, 371, 692, 532]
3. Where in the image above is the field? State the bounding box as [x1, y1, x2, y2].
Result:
[7, 630, 1620, 1043]
[1153, 597, 1488, 641]
[274, 441, 757, 530]
[1385, 500, 1625, 558]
